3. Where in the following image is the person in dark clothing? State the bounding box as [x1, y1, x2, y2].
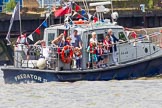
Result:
[107, 29, 119, 65]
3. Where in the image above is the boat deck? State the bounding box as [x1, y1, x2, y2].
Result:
[2, 49, 162, 74]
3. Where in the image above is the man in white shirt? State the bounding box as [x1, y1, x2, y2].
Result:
[34, 40, 49, 60]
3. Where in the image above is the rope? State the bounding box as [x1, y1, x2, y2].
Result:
[27, 10, 53, 39]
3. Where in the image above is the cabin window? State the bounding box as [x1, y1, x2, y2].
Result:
[58, 29, 64, 35]
[48, 33, 55, 45]
[97, 34, 104, 42]
[58, 29, 68, 38]
[118, 32, 127, 41]
[87, 34, 92, 47]
[86, 33, 104, 47]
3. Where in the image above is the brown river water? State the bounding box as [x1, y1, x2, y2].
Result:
[0, 66, 162, 108]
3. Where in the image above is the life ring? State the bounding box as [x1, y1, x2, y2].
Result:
[61, 45, 73, 63]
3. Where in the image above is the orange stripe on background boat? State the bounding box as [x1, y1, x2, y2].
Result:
[73, 20, 89, 24]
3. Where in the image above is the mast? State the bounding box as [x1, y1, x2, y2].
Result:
[19, 1, 22, 36]
[6, 1, 21, 45]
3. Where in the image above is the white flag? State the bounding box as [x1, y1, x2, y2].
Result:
[64, 16, 69, 22]
[6, 2, 20, 45]
[28, 34, 33, 41]
[72, 11, 77, 17]
[87, 13, 92, 20]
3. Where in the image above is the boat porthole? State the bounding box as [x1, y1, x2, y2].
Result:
[153, 46, 155, 51]
[145, 48, 148, 53]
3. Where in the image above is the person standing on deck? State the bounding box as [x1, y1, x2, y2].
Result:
[97, 42, 104, 68]
[15, 32, 29, 60]
[51, 33, 65, 56]
[16, 32, 29, 45]
[70, 30, 82, 49]
[103, 35, 111, 67]
[70, 30, 83, 69]
[107, 29, 119, 65]
[34, 40, 49, 60]
[51, 33, 65, 47]
[87, 42, 97, 69]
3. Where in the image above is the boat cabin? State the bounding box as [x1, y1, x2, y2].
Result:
[37, 21, 159, 70]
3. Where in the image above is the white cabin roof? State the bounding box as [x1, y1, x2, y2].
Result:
[46, 22, 124, 32]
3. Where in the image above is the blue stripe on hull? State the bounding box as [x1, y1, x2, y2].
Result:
[2, 56, 162, 84]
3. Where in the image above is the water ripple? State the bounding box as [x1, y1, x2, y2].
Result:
[1, 67, 162, 108]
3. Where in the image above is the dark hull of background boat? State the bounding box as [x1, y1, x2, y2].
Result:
[1, 56, 162, 84]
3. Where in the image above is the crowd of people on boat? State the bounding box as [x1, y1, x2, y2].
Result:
[15, 29, 123, 70]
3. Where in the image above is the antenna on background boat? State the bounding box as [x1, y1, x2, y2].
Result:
[89, 0, 118, 24]
[89, 1, 112, 7]
[89, 1, 113, 23]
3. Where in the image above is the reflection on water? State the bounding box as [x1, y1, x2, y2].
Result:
[0, 67, 162, 108]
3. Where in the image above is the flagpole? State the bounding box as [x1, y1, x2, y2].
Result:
[6, 2, 21, 45]
[19, 2, 22, 36]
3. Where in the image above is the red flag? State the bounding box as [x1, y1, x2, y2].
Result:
[64, 30, 67, 36]
[93, 17, 98, 22]
[75, 5, 81, 12]
[77, 14, 82, 19]
[54, 6, 71, 17]
[131, 31, 137, 38]
[35, 28, 41, 35]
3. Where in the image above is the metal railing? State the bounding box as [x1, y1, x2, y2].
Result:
[13, 34, 162, 70]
